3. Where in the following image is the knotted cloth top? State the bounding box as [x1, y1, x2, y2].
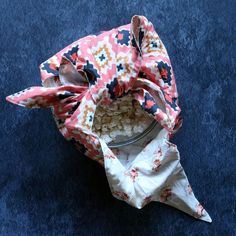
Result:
[6, 15, 212, 223]
[6, 15, 182, 160]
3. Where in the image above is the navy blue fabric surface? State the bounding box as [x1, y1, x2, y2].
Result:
[1, 0, 235, 235]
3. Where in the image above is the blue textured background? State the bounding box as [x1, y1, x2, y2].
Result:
[1, 0, 235, 235]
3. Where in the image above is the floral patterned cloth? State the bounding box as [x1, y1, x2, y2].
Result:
[6, 15, 212, 222]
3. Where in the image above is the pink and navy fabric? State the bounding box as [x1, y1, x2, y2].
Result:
[6, 15, 212, 222]
[7, 15, 182, 161]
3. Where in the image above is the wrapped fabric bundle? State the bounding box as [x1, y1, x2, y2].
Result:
[6, 15, 212, 222]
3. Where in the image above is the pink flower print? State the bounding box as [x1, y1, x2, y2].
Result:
[196, 203, 204, 218]
[154, 147, 162, 157]
[187, 184, 193, 194]
[104, 153, 115, 159]
[152, 159, 161, 172]
[141, 195, 153, 208]
[160, 187, 172, 202]
[130, 168, 139, 182]
[113, 191, 129, 201]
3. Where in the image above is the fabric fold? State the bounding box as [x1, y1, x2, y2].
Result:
[6, 15, 211, 222]
[100, 128, 212, 223]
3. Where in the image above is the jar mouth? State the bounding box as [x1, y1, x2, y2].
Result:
[108, 119, 158, 148]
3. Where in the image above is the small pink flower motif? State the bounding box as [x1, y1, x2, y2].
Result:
[130, 168, 139, 182]
[154, 148, 162, 157]
[160, 187, 172, 202]
[196, 203, 204, 218]
[141, 195, 153, 208]
[152, 159, 161, 172]
[113, 191, 129, 201]
[187, 184, 193, 194]
[104, 153, 115, 159]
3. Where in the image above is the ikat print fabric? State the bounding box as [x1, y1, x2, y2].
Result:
[6, 15, 212, 222]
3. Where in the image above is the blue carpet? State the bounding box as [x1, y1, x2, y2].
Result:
[1, 0, 235, 235]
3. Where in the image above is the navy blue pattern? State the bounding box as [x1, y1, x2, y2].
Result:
[131, 28, 144, 55]
[157, 61, 172, 86]
[63, 45, 79, 64]
[167, 97, 178, 111]
[116, 30, 130, 46]
[41, 62, 59, 76]
[141, 92, 159, 115]
[117, 63, 123, 72]
[83, 60, 100, 85]
[68, 101, 80, 115]
[138, 71, 147, 78]
[106, 77, 119, 99]
[57, 92, 76, 100]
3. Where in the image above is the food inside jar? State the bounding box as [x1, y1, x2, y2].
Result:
[92, 93, 154, 144]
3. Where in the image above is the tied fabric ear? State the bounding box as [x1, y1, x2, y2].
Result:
[6, 85, 88, 109]
[6, 15, 212, 223]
